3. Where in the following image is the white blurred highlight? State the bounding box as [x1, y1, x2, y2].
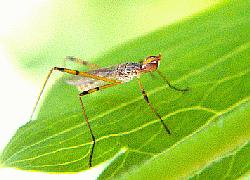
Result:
[0, 45, 38, 151]
[0, 44, 103, 180]
[0, 0, 103, 179]
[0, 0, 47, 36]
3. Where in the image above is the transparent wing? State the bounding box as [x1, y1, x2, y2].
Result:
[66, 66, 118, 91]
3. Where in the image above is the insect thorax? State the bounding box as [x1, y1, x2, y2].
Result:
[115, 62, 142, 82]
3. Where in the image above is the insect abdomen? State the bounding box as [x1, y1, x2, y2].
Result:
[115, 62, 141, 82]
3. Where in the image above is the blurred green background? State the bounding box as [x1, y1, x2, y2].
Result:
[2, 0, 249, 179]
[1, 0, 221, 80]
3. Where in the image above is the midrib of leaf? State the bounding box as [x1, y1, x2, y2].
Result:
[3, 39, 250, 159]
[2, 42, 249, 168]
[4, 106, 217, 166]
[0, 0, 249, 177]
[6, 96, 249, 170]
[2, 46, 250, 167]
[2, 39, 249, 166]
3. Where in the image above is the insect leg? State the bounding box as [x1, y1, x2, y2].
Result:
[79, 83, 119, 96]
[30, 69, 54, 120]
[31, 66, 121, 167]
[137, 78, 171, 134]
[79, 94, 96, 167]
[65, 56, 100, 70]
[30, 67, 83, 120]
[156, 70, 189, 92]
[30, 67, 120, 120]
[79, 83, 119, 167]
[53, 67, 121, 84]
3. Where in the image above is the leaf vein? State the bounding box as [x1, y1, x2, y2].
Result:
[4, 41, 250, 166]
[7, 106, 216, 164]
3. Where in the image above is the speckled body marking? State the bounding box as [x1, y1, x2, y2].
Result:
[67, 62, 142, 91]
[30, 54, 187, 168]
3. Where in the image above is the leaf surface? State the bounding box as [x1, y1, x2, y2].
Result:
[1, 0, 250, 179]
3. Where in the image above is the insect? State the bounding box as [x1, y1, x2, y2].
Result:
[30, 54, 188, 168]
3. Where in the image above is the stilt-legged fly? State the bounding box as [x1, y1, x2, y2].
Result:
[30, 54, 188, 167]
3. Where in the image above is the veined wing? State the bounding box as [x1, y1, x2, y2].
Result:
[66, 62, 141, 91]
[66, 65, 119, 91]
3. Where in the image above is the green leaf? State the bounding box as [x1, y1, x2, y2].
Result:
[1, 0, 250, 179]
[120, 100, 250, 179]
[4, 0, 220, 79]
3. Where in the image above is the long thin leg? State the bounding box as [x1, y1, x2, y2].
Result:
[137, 78, 171, 134]
[80, 83, 119, 96]
[65, 56, 100, 70]
[30, 67, 121, 120]
[31, 66, 121, 167]
[54, 67, 121, 84]
[79, 83, 119, 167]
[156, 70, 189, 92]
[79, 95, 95, 167]
[30, 69, 53, 120]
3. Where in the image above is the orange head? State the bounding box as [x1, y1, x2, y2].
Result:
[141, 54, 161, 72]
